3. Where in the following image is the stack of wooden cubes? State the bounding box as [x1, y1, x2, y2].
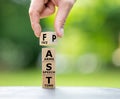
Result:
[40, 32, 57, 88]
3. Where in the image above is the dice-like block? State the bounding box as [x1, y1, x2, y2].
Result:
[42, 48, 56, 88]
[40, 32, 57, 46]
[42, 73, 55, 88]
[42, 48, 55, 62]
[42, 61, 55, 73]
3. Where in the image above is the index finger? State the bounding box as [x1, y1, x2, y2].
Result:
[55, 0, 76, 37]
[29, 0, 44, 37]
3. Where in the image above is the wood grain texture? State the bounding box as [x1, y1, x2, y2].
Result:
[42, 48, 55, 62]
[42, 48, 56, 88]
[42, 73, 55, 88]
[40, 32, 57, 46]
[42, 61, 55, 73]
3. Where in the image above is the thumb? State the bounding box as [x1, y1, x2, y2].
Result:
[55, 0, 75, 37]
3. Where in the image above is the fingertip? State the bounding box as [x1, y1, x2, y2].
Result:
[33, 24, 41, 38]
[34, 29, 41, 38]
[34, 32, 40, 38]
[55, 28, 64, 38]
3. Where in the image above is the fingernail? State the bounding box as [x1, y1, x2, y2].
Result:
[60, 28, 64, 37]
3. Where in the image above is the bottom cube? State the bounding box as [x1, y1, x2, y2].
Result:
[42, 73, 55, 88]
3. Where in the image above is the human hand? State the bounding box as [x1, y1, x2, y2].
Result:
[29, 0, 76, 38]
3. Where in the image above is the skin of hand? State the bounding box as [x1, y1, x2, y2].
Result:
[29, 0, 76, 38]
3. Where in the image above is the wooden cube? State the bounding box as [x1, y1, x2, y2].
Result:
[42, 73, 55, 88]
[42, 48, 55, 62]
[42, 61, 55, 74]
[40, 32, 57, 46]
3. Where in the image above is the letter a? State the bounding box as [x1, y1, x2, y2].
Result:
[46, 50, 52, 57]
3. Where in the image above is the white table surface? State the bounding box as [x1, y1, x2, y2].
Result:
[0, 87, 120, 99]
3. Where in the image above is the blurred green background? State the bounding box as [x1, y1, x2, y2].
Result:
[0, 0, 120, 87]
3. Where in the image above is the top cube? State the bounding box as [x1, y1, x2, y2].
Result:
[40, 32, 57, 46]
